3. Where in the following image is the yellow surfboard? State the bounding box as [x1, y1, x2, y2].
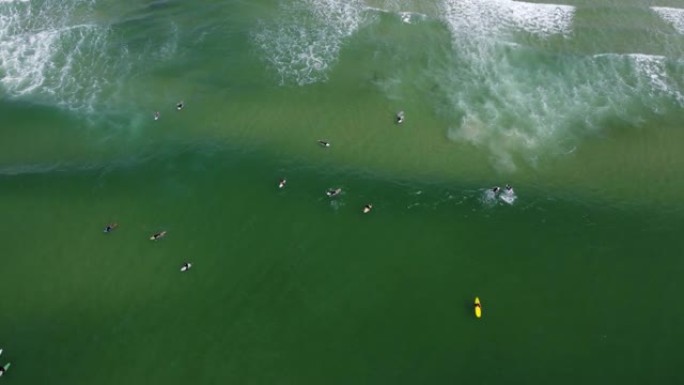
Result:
[474, 297, 482, 318]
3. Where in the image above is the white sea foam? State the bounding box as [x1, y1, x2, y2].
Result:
[652, 6, 684, 35]
[437, 0, 580, 171]
[629, 54, 684, 105]
[442, 0, 575, 39]
[253, 0, 369, 85]
[434, 0, 683, 171]
[0, 0, 123, 111]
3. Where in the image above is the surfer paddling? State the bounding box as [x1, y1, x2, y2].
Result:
[150, 231, 167, 241]
[362, 203, 373, 214]
[278, 179, 287, 189]
[317, 140, 331, 148]
[396, 110, 405, 124]
[180, 262, 192, 272]
[154, 111, 160, 120]
[326, 188, 342, 197]
[176, 101, 184, 111]
[0, 363, 9, 377]
[103, 223, 118, 233]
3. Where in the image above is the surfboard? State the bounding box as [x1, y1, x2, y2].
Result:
[474, 297, 482, 318]
[150, 232, 166, 241]
[500, 192, 516, 205]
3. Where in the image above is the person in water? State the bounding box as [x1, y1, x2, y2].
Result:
[150, 231, 167, 241]
[181, 262, 192, 271]
[326, 188, 342, 197]
[505, 184, 513, 192]
[492, 186, 501, 194]
[154, 111, 160, 120]
[363, 203, 373, 214]
[278, 179, 287, 189]
[0, 363, 9, 377]
[318, 140, 331, 148]
[104, 223, 118, 233]
[176, 101, 184, 111]
[396, 111, 405, 124]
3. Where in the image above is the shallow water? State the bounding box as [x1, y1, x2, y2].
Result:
[1, 0, 684, 383]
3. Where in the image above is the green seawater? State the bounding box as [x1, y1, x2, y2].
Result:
[1, 0, 684, 384]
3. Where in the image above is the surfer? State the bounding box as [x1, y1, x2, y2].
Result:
[363, 203, 373, 214]
[154, 111, 160, 120]
[0, 363, 9, 377]
[318, 140, 331, 148]
[176, 101, 184, 111]
[326, 188, 342, 197]
[103, 223, 118, 233]
[278, 179, 287, 189]
[150, 231, 167, 241]
[505, 184, 513, 192]
[181, 262, 192, 272]
[492, 186, 501, 194]
[396, 110, 405, 124]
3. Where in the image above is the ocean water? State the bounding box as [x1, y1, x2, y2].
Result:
[1, 0, 684, 383]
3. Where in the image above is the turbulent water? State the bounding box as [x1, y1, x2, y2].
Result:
[1, 1, 684, 384]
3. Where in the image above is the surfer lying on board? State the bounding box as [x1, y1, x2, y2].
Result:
[181, 262, 192, 272]
[326, 188, 342, 197]
[363, 204, 373, 214]
[150, 231, 167, 241]
[318, 140, 331, 148]
[0, 363, 9, 377]
[396, 111, 405, 124]
[154, 111, 160, 120]
[103, 223, 118, 233]
[176, 101, 184, 111]
[278, 179, 287, 189]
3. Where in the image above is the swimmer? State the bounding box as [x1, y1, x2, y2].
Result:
[176, 101, 184, 111]
[103, 223, 118, 233]
[154, 111, 160, 121]
[362, 203, 373, 214]
[492, 186, 501, 194]
[150, 231, 167, 241]
[180, 262, 192, 272]
[278, 179, 287, 189]
[326, 188, 342, 197]
[505, 184, 513, 192]
[396, 110, 405, 124]
[317, 140, 331, 148]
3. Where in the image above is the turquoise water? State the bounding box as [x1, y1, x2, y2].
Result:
[1, 0, 684, 383]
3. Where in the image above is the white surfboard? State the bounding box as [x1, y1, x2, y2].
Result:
[500, 191, 517, 205]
